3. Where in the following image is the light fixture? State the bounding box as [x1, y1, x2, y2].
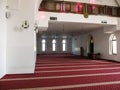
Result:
[14, 20, 29, 32]
[5, 11, 11, 19]
[34, 21, 39, 33]
[22, 20, 29, 29]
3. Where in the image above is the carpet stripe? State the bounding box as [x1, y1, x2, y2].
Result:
[3, 68, 120, 79]
[36, 62, 111, 66]
[4, 68, 120, 79]
[36, 67, 120, 73]
[3, 74, 120, 88]
[13, 81, 120, 90]
[36, 64, 120, 69]
[2, 72, 120, 81]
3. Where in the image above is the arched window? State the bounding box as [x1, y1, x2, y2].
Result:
[52, 39, 56, 51]
[109, 34, 117, 55]
[42, 39, 46, 52]
[62, 39, 67, 51]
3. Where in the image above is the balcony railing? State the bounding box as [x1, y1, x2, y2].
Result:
[39, 0, 120, 18]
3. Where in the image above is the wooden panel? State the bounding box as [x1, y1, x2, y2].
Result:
[112, 7, 118, 16]
[92, 5, 99, 15]
[87, 5, 92, 14]
[98, 6, 105, 15]
[39, 0, 119, 17]
[55, 2, 61, 12]
[71, 3, 77, 13]
[39, 1, 46, 11]
[65, 2, 71, 12]
[106, 6, 112, 15]
[78, 4, 84, 14]
[117, 7, 120, 17]
[45, 1, 56, 11]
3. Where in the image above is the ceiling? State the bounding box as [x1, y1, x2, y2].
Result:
[38, 21, 115, 35]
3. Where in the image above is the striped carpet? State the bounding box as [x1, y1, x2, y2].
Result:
[1, 55, 120, 90]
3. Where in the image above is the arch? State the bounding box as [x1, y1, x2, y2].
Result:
[52, 39, 56, 43]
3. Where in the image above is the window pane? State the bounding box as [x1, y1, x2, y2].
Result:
[42, 39, 46, 52]
[112, 41, 117, 54]
[52, 39, 56, 51]
[42, 43, 45, 51]
[62, 40, 66, 51]
[63, 43, 66, 51]
[109, 34, 117, 55]
[53, 43, 56, 51]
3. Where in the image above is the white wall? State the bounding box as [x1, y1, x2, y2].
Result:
[35, 0, 42, 18]
[6, 0, 36, 74]
[72, 28, 120, 62]
[0, 0, 7, 78]
[72, 37, 80, 55]
[90, 29, 120, 61]
[117, 18, 120, 30]
[35, 0, 48, 29]
[37, 12, 118, 31]
[72, 35, 88, 56]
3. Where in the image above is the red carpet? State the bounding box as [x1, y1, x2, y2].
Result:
[1, 55, 120, 90]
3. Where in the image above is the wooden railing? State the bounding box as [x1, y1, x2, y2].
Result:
[39, 0, 120, 18]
